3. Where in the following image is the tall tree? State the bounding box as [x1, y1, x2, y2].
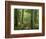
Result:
[14, 9, 18, 30]
[22, 9, 24, 24]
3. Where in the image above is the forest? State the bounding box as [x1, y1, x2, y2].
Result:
[14, 9, 39, 30]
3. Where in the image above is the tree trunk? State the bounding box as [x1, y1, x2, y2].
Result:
[31, 10, 35, 29]
[22, 9, 24, 24]
[14, 9, 18, 27]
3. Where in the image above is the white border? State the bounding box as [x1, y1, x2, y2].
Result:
[11, 5, 42, 34]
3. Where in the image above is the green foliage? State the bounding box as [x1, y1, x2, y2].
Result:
[14, 9, 39, 30]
